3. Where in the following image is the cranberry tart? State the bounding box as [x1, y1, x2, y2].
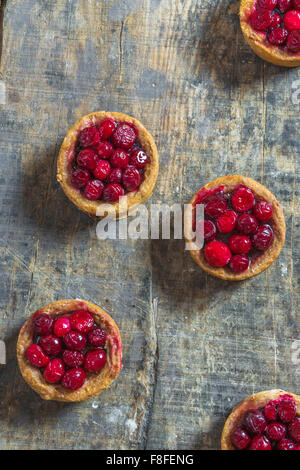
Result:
[240, 0, 300, 66]
[185, 175, 285, 281]
[57, 112, 159, 219]
[221, 390, 300, 450]
[17, 299, 122, 402]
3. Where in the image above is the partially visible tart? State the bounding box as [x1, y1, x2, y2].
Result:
[17, 299, 122, 402]
[185, 175, 285, 281]
[221, 390, 300, 450]
[240, 0, 300, 67]
[57, 112, 159, 219]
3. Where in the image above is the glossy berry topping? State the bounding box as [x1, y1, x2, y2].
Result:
[93, 160, 111, 180]
[44, 358, 65, 384]
[69, 310, 94, 333]
[244, 409, 267, 435]
[34, 314, 54, 336]
[112, 124, 136, 150]
[122, 167, 141, 191]
[284, 10, 300, 30]
[289, 417, 300, 442]
[103, 183, 125, 202]
[250, 9, 273, 31]
[231, 428, 251, 449]
[254, 201, 273, 222]
[62, 350, 85, 368]
[203, 220, 217, 242]
[95, 141, 114, 159]
[277, 438, 296, 450]
[237, 213, 258, 235]
[88, 327, 107, 347]
[204, 241, 231, 267]
[98, 119, 116, 140]
[204, 195, 228, 219]
[294, 0, 300, 8]
[229, 254, 250, 273]
[110, 149, 129, 168]
[108, 167, 122, 184]
[252, 225, 273, 250]
[62, 367, 86, 390]
[249, 435, 272, 450]
[286, 29, 300, 51]
[84, 179, 104, 200]
[268, 26, 289, 45]
[63, 331, 87, 351]
[77, 148, 99, 171]
[26, 344, 50, 368]
[278, 0, 292, 12]
[266, 422, 287, 441]
[231, 187, 255, 212]
[72, 168, 91, 189]
[40, 334, 62, 356]
[277, 397, 297, 423]
[217, 210, 237, 234]
[53, 317, 71, 338]
[228, 234, 252, 254]
[264, 400, 278, 421]
[84, 349, 107, 372]
[130, 149, 149, 168]
[270, 12, 283, 26]
[258, 0, 277, 8]
[79, 126, 100, 148]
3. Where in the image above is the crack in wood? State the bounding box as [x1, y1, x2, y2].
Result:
[119, 20, 124, 78]
[0, 0, 7, 78]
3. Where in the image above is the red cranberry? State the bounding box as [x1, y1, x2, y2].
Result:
[293, 0, 300, 8]
[200, 220, 217, 242]
[289, 417, 300, 442]
[228, 234, 251, 254]
[278, 0, 292, 12]
[103, 183, 125, 202]
[62, 350, 85, 368]
[112, 124, 136, 150]
[277, 397, 297, 423]
[249, 435, 272, 450]
[44, 358, 65, 384]
[266, 421, 287, 441]
[77, 148, 99, 171]
[270, 13, 282, 27]
[250, 9, 273, 30]
[40, 334, 62, 356]
[264, 400, 278, 421]
[204, 195, 228, 219]
[110, 149, 129, 168]
[69, 310, 94, 333]
[122, 167, 141, 191]
[229, 254, 250, 272]
[231, 428, 251, 449]
[71, 168, 90, 189]
[284, 10, 300, 30]
[287, 30, 300, 51]
[252, 225, 273, 250]
[216, 210, 237, 234]
[130, 149, 149, 168]
[123, 121, 139, 136]
[34, 314, 54, 336]
[88, 327, 107, 347]
[204, 241, 231, 267]
[93, 160, 111, 180]
[254, 201, 273, 222]
[84, 349, 107, 372]
[79, 126, 100, 148]
[237, 213, 258, 235]
[95, 141, 114, 159]
[277, 438, 296, 450]
[231, 187, 255, 212]
[108, 167, 122, 184]
[62, 367, 86, 390]
[258, 0, 277, 9]
[26, 344, 50, 368]
[243, 409, 267, 434]
[84, 179, 104, 200]
[53, 317, 71, 337]
[63, 331, 87, 351]
[268, 26, 289, 45]
[98, 119, 115, 140]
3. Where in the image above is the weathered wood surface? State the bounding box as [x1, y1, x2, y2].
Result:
[0, 0, 299, 450]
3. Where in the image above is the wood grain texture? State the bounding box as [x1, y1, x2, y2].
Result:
[0, 0, 299, 450]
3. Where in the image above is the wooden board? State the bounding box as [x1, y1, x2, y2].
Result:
[0, 0, 299, 450]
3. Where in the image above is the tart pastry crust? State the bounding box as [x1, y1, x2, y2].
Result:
[185, 175, 286, 281]
[57, 111, 159, 219]
[17, 299, 122, 402]
[240, 0, 300, 67]
[221, 389, 300, 450]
